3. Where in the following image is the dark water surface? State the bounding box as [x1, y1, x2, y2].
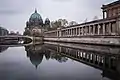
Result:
[0, 42, 120, 80]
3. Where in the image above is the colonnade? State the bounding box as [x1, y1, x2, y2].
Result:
[44, 18, 119, 37]
[58, 21, 117, 37]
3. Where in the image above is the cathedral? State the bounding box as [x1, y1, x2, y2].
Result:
[24, 9, 50, 36]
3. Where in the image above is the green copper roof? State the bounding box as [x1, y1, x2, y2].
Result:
[29, 9, 42, 21]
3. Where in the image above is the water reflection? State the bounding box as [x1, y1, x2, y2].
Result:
[0, 43, 120, 80]
[0, 46, 9, 53]
[43, 43, 120, 80]
[24, 44, 68, 68]
[24, 43, 120, 80]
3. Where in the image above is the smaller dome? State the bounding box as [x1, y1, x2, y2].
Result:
[45, 18, 50, 25]
[45, 18, 50, 22]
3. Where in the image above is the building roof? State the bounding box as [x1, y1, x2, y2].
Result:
[101, 0, 120, 9]
[29, 9, 43, 22]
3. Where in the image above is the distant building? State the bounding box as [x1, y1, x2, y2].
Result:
[0, 26, 9, 36]
[24, 9, 50, 36]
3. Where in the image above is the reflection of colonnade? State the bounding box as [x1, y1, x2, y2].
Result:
[44, 43, 120, 80]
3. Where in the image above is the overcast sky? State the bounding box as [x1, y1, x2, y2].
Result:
[0, 0, 117, 33]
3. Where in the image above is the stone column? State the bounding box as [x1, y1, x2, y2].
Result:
[57, 30, 58, 37]
[76, 28, 78, 36]
[70, 29, 72, 36]
[73, 29, 74, 36]
[67, 29, 69, 36]
[59, 30, 61, 37]
[109, 22, 111, 35]
[65, 30, 67, 36]
[71, 29, 73, 36]
[103, 23, 105, 35]
[63, 30, 65, 37]
[78, 27, 81, 36]
[93, 25, 95, 35]
[98, 24, 101, 35]
[74, 28, 76, 36]
[85, 27, 87, 35]
[65, 30, 67, 37]
[82, 27, 84, 35]
[116, 17, 120, 35]
[68, 29, 70, 36]
[64, 30, 66, 37]
[89, 26, 91, 35]
[103, 11, 105, 19]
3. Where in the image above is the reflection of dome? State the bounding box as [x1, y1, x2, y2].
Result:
[0, 46, 9, 53]
[29, 53, 44, 69]
[25, 45, 44, 69]
[29, 9, 43, 23]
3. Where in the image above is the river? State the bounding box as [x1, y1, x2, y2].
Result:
[0, 42, 120, 80]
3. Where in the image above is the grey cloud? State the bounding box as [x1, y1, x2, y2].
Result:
[52, 0, 72, 2]
[0, 9, 22, 15]
[0, 0, 37, 15]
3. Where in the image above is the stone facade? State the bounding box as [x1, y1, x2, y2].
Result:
[0, 27, 8, 36]
[102, 0, 120, 19]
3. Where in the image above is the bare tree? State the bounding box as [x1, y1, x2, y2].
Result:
[93, 16, 98, 20]
[69, 21, 78, 26]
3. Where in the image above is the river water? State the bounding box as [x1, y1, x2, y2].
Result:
[0, 42, 120, 80]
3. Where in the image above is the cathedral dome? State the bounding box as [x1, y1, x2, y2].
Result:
[29, 9, 43, 22]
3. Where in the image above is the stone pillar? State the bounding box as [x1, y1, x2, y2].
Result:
[78, 27, 81, 36]
[89, 26, 91, 35]
[57, 30, 59, 37]
[76, 28, 78, 36]
[71, 29, 73, 36]
[72, 29, 74, 36]
[116, 17, 120, 35]
[64, 30, 66, 37]
[67, 29, 69, 36]
[61, 30, 63, 37]
[82, 27, 84, 35]
[59, 30, 61, 37]
[66, 30, 67, 36]
[109, 22, 111, 35]
[74, 28, 76, 36]
[85, 27, 87, 35]
[62, 30, 64, 37]
[93, 25, 95, 35]
[70, 29, 72, 36]
[103, 23, 105, 35]
[98, 24, 101, 35]
[68, 29, 70, 37]
[103, 11, 105, 19]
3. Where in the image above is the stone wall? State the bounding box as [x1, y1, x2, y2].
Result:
[44, 37, 120, 46]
